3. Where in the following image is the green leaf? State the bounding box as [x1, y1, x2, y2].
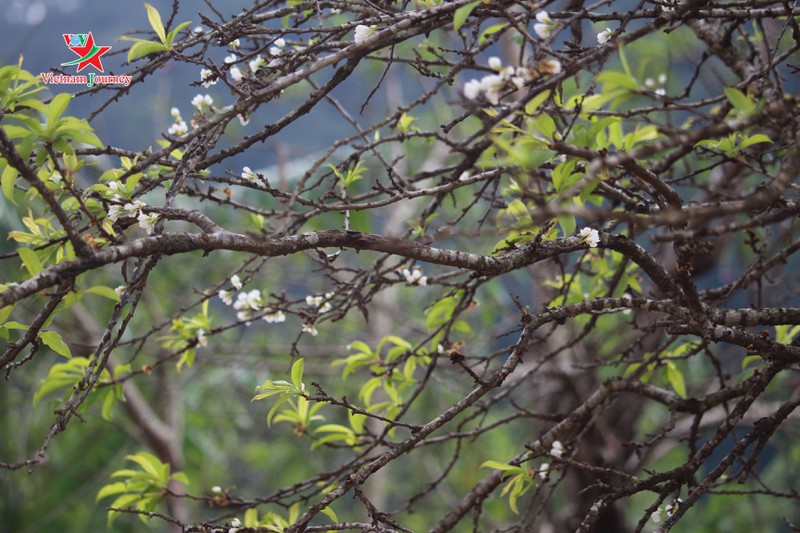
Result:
[2, 164, 18, 203]
[18, 247, 43, 276]
[665, 361, 686, 399]
[479, 23, 507, 44]
[85, 285, 122, 302]
[739, 133, 771, 149]
[144, 3, 167, 45]
[291, 358, 304, 389]
[46, 93, 71, 128]
[124, 39, 168, 62]
[480, 460, 519, 472]
[40, 330, 72, 358]
[453, 1, 479, 30]
[723, 86, 755, 115]
[165, 20, 193, 48]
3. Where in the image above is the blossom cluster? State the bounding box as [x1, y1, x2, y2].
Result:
[538, 440, 565, 480]
[644, 73, 668, 96]
[219, 275, 286, 325]
[401, 267, 428, 286]
[106, 195, 159, 234]
[578, 227, 600, 248]
[533, 11, 555, 39]
[651, 498, 682, 524]
[354, 24, 377, 44]
[168, 107, 188, 136]
[462, 56, 560, 105]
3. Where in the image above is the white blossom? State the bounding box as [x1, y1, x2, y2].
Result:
[191, 93, 213, 112]
[249, 55, 266, 73]
[200, 68, 217, 87]
[306, 295, 324, 307]
[658, 73, 668, 84]
[655, 88, 666, 96]
[463, 79, 481, 100]
[269, 46, 282, 56]
[488, 56, 502, 70]
[238, 114, 250, 126]
[236, 309, 255, 325]
[533, 13, 555, 40]
[242, 166, 257, 180]
[274, 37, 286, 48]
[550, 440, 564, 458]
[230, 274, 243, 290]
[234, 289, 262, 311]
[302, 323, 319, 336]
[511, 76, 525, 89]
[228, 39, 240, 48]
[402, 267, 428, 286]
[578, 227, 600, 248]
[538, 462, 550, 480]
[229, 65, 243, 82]
[107, 205, 123, 222]
[651, 510, 662, 524]
[597, 28, 614, 44]
[354, 24, 377, 44]
[224, 53, 237, 64]
[263, 309, 286, 323]
[170, 107, 181, 119]
[193, 26, 204, 33]
[197, 328, 208, 347]
[219, 290, 233, 306]
[211, 486, 222, 493]
[108, 199, 146, 222]
[479, 74, 504, 105]
[168, 121, 188, 136]
[137, 212, 159, 234]
[114, 285, 126, 296]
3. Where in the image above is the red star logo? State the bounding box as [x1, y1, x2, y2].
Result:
[61, 33, 111, 73]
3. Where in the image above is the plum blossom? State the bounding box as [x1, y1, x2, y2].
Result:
[218, 290, 233, 305]
[534, 11, 554, 39]
[550, 440, 564, 458]
[597, 28, 614, 44]
[354, 24, 377, 44]
[197, 329, 208, 347]
[224, 53, 237, 64]
[168, 121, 188, 136]
[402, 267, 428, 286]
[578, 227, 600, 248]
[302, 323, 319, 336]
[538, 463, 550, 480]
[107, 200, 146, 222]
[234, 289, 262, 311]
[229, 65, 243, 82]
[228, 39, 240, 48]
[539, 58, 562, 75]
[463, 78, 481, 100]
[191, 93, 213, 112]
[488, 56, 502, 70]
[137, 212, 159, 234]
[249, 55, 266, 74]
[200, 68, 217, 87]
[650, 499, 681, 524]
[242, 166, 257, 180]
[263, 309, 286, 323]
[115, 285, 126, 297]
[230, 275, 243, 290]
